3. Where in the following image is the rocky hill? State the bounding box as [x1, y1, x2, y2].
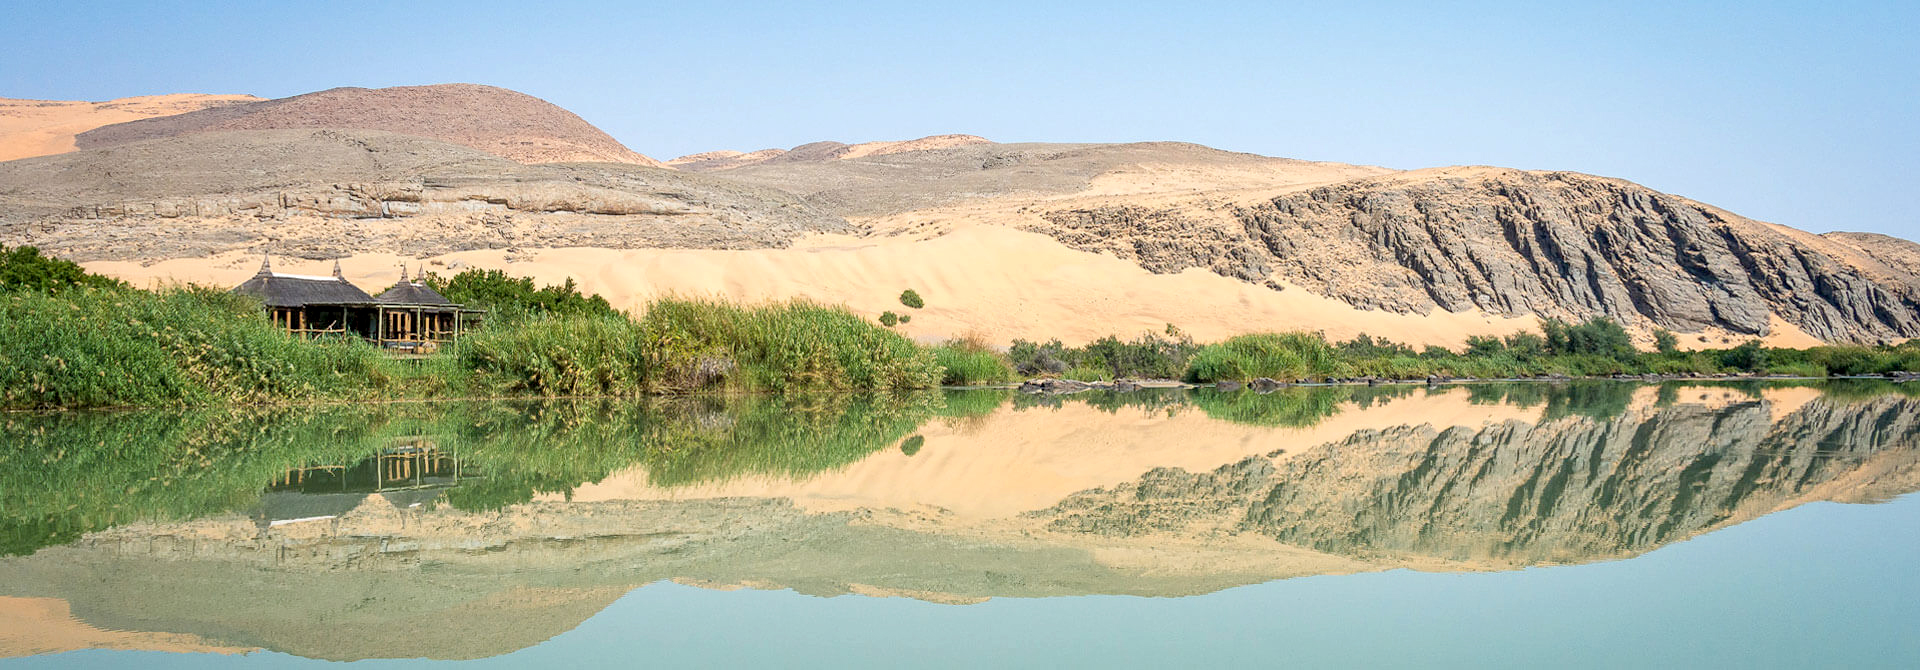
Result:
[72, 84, 660, 166]
[0, 129, 846, 260]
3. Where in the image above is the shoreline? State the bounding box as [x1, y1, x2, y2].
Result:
[9, 373, 1911, 416]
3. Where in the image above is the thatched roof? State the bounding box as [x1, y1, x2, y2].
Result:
[376, 281, 452, 306]
[231, 271, 377, 307]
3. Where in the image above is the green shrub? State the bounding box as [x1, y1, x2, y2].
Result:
[880, 311, 900, 327]
[424, 268, 617, 324]
[1, 245, 125, 293]
[931, 340, 1014, 385]
[1544, 317, 1636, 359]
[899, 289, 925, 309]
[1653, 329, 1679, 354]
[1721, 340, 1769, 372]
[1183, 332, 1342, 382]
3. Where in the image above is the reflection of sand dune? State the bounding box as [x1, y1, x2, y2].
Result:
[0, 596, 252, 657]
[2, 385, 1916, 661]
[559, 387, 1542, 518]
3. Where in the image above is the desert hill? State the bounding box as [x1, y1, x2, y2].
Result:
[0, 94, 260, 162]
[72, 84, 660, 166]
[0, 129, 846, 260]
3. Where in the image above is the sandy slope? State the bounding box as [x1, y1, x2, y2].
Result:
[84, 223, 1829, 348]
[0, 94, 259, 162]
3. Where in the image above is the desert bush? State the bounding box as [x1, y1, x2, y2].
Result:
[899, 289, 925, 309]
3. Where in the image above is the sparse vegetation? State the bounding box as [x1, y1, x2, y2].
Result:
[899, 289, 924, 309]
[880, 311, 900, 327]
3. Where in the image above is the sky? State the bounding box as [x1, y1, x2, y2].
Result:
[3, 1, 1916, 238]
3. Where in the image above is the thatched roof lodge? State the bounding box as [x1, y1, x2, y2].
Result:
[230, 254, 482, 349]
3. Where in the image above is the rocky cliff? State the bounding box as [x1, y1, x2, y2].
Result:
[1033, 168, 1920, 342]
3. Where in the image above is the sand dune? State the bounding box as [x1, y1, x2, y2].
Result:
[0, 93, 259, 162]
[87, 224, 1544, 348]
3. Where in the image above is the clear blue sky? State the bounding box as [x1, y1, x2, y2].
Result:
[4, 1, 1916, 239]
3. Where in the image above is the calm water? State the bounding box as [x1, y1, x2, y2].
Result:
[3, 382, 1918, 667]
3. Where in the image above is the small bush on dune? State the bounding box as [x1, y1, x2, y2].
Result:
[899, 289, 925, 309]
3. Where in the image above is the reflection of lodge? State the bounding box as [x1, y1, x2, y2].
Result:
[269, 439, 466, 495]
[229, 254, 484, 351]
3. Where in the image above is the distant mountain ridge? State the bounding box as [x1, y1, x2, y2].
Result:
[666, 134, 991, 171]
[72, 84, 661, 166]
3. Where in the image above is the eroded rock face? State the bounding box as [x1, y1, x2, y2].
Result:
[1033, 169, 1920, 342]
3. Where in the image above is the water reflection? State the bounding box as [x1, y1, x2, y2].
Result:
[1, 381, 1916, 660]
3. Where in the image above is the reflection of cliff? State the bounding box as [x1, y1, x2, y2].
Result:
[1037, 394, 1920, 567]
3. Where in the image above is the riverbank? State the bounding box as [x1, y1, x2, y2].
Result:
[5, 245, 1916, 411]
